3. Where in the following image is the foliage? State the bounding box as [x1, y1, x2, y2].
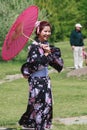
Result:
[79, 0, 87, 36]
[34, 0, 87, 41]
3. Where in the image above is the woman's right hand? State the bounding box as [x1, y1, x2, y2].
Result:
[40, 44, 51, 55]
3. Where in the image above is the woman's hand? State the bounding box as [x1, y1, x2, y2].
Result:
[23, 74, 29, 79]
[40, 44, 51, 56]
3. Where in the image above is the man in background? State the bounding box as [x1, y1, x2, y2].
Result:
[70, 23, 84, 69]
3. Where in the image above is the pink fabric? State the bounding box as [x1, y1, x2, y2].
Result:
[83, 50, 87, 59]
[2, 5, 38, 61]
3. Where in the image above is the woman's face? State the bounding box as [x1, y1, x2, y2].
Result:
[38, 26, 51, 42]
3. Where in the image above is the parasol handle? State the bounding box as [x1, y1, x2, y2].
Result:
[22, 32, 35, 42]
[22, 32, 51, 54]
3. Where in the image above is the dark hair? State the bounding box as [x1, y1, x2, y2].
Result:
[35, 21, 51, 35]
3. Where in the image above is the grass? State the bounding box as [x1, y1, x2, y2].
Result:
[0, 78, 28, 125]
[0, 40, 87, 129]
[51, 72, 87, 118]
[0, 61, 21, 79]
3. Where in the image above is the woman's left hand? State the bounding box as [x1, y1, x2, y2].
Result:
[40, 44, 51, 53]
[23, 74, 29, 79]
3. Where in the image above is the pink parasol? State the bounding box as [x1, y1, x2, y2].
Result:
[2, 5, 38, 61]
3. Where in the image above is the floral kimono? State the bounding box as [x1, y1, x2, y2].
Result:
[19, 42, 53, 130]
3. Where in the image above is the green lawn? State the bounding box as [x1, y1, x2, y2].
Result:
[0, 41, 87, 130]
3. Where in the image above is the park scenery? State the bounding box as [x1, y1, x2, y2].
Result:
[0, 0, 87, 130]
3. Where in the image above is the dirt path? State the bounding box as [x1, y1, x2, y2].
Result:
[1, 66, 87, 85]
[54, 115, 87, 125]
[1, 115, 87, 130]
[67, 66, 87, 77]
[0, 69, 55, 85]
[0, 74, 23, 85]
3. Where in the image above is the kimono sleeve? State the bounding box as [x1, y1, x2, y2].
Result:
[27, 44, 49, 68]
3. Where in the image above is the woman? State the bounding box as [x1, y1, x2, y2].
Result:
[19, 21, 53, 130]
